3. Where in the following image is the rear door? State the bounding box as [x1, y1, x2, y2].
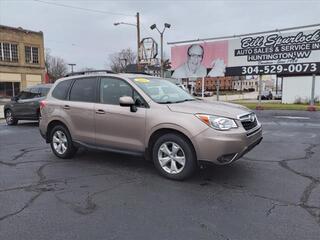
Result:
[23, 87, 42, 117]
[14, 90, 39, 118]
[67, 77, 97, 144]
[94, 77, 147, 153]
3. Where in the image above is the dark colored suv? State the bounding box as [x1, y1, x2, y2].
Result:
[4, 84, 52, 125]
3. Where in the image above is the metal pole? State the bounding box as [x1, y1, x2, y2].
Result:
[258, 75, 262, 106]
[201, 77, 204, 98]
[311, 74, 316, 106]
[136, 12, 141, 71]
[160, 32, 164, 77]
[216, 78, 220, 101]
[68, 63, 76, 73]
[276, 75, 278, 94]
[307, 74, 316, 111]
[12, 82, 15, 96]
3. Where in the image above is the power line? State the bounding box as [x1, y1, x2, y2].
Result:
[33, 0, 134, 17]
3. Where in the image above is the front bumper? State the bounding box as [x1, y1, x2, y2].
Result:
[193, 125, 262, 165]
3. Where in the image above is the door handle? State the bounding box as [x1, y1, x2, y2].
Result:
[95, 109, 105, 114]
[63, 105, 70, 110]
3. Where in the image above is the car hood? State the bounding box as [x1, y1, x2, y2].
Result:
[167, 100, 252, 119]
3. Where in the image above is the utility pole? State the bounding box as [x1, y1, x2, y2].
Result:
[160, 31, 164, 77]
[114, 13, 141, 72]
[136, 12, 141, 71]
[68, 63, 76, 73]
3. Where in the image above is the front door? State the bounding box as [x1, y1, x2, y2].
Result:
[94, 77, 147, 153]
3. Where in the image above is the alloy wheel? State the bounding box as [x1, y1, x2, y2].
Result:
[5, 111, 13, 124]
[157, 141, 186, 174]
[52, 130, 68, 155]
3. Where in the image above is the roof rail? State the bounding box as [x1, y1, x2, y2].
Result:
[64, 70, 116, 77]
[124, 71, 152, 76]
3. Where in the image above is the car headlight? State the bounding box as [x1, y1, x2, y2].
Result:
[195, 114, 238, 131]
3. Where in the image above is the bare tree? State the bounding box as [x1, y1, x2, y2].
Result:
[108, 48, 136, 73]
[45, 49, 68, 82]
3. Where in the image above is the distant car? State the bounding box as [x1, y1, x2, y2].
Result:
[193, 91, 213, 97]
[4, 84, 53, 125]
[273, 92, 282, 100]
[257, 91, 273, 100]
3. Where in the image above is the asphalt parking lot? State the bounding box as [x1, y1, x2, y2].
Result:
[0, 110, 319, 240]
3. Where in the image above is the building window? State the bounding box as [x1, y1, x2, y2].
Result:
[0, 42, 18, 62]
[25, 46, 39, 64]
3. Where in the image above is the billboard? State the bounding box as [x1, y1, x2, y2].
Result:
[170, 28, 320, 77]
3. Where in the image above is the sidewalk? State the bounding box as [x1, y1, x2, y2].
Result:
[203, 91, 258, 102]
[0, 105, 4, 119]
[0, 99, 10, 119]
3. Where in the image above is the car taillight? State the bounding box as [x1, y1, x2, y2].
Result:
[40, 100, 47, 110]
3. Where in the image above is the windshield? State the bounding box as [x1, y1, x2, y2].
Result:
[131, 77, 195, 104]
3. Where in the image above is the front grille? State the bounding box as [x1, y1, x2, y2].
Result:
[240, 113, 258, 131]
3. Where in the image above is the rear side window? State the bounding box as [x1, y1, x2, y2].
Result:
[69, 78, 96, 102]
[52, 80, 72, 100]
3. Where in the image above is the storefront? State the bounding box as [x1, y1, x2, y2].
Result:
[0, 73, 21, 98]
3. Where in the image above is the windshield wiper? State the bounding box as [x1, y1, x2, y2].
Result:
[159, 101, 173, 104]
[174, 99, 196, 103]
[159, 99, 195, 104]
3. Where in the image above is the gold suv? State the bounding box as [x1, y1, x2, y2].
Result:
[39, 71, 262, 180]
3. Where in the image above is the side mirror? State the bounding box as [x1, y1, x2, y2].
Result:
[119, 96, 137, 112]
[11, 96, 19, 102]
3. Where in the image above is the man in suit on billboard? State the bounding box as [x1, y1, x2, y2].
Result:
[172, 44, 207, 78]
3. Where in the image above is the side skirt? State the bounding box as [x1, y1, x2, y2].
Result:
[73, 140, 145, 157]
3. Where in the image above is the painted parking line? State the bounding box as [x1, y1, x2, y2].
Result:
[275, 116, 310, 120]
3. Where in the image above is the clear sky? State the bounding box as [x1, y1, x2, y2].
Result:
[1, 0, 319, 70]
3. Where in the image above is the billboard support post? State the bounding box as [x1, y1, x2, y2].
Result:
[201, 77, 204, 98]
[308, 74, 317, 111]
[256, 75, 263, 110]
[216, 78, 220, 101]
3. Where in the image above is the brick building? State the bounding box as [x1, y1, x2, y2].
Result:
[195, 76, 233, 92]
[0, 25, 45, 97]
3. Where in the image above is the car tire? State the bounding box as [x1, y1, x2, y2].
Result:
[5, 109, 18, 126]
[152, 133, 197, 180]
[50, 125, 77, 159]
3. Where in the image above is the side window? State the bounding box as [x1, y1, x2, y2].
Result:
[69, 78, 96, 102]
[100, 77, 146, 107]
[52, 80, 72, 100]
[28, 87, 39, 94]
[39, 87, 50, 97]
[19, 91, 37, 100]
[133, 91, 146, 108]
[100, 78, 128, 105]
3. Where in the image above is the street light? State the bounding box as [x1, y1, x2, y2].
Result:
[150, 23, 171, 77]
[114, 12, 141, 70]
[68, 63, 76, 73]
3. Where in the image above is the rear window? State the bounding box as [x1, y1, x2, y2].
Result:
[52, 80, 72, 100]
